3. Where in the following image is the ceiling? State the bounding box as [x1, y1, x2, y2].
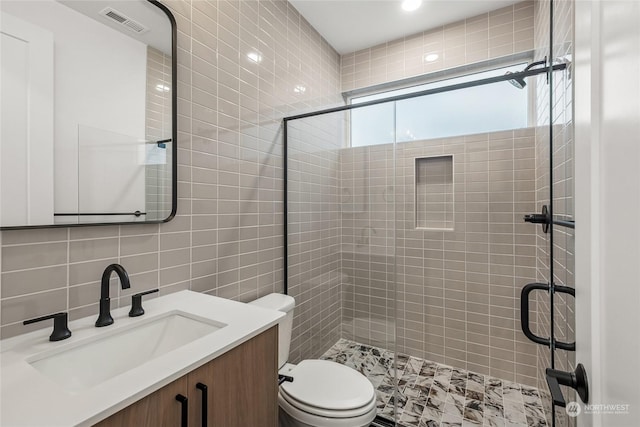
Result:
[59, 0, 172, 54]
[289, 0, 524, 54]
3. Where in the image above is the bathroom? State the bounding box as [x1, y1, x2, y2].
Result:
[0, 0, 638, 426]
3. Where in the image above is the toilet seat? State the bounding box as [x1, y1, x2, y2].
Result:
[279, 360, 376, 418]
[278, 391, 377, 427]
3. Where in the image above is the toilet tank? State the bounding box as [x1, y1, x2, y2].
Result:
[249, 293, 295, 369]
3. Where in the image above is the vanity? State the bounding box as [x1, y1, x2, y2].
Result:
[0, 291, 283, 426]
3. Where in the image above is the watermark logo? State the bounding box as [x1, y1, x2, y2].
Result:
[585, 403, 630, 415]
[565, 402, 631, 417]
[566, 401, 581, 417]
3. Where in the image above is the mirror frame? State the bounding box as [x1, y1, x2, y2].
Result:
[1, 0, 177, 230]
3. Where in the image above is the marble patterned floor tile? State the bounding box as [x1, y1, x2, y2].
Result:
[333, 352, 350, 364]
[466, 389, 484, 401]
[396, 354, 411, 371]
[415, 375, 434, 392]
[503, 382, 524, 403]
[523, 403, 547, 427]
[400, 399, 427, 426]
[484, 415, 506, 427]
[467, 373, 485, 394]
[504, 399, 528, 425]
[484, 402, 505, 419]
[419, 420, 440, 427]
[520, 386, 543, 407]
[449, 375, 468, 397]
[429, 380, 451, 401]
[484, 379, 504, 406]
[320, 339, 547, 427]
[436, 367, 454, 383]
[426, 396, 447, 413]
[422, 405, 444, 424]
[464, 399, 484, 424]
[407, 357, 425, 374]
[421, 362, 439, 377]
[404, 385, 424, 400]
[443, 393, 466, 418]
[442, 412, 464, 427]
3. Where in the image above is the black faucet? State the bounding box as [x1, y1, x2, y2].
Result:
[95, 264, 131, 327]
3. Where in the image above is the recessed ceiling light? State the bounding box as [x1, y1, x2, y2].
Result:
[401, 0, 422, 12]
[247, 52, 262, 63]
[423, 53, 439, 62]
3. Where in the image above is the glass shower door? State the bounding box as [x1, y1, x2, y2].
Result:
[284, 67, 566, 427]
[284, 105, 399, 426]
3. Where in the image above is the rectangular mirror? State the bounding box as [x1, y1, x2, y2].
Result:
[0, 0, 176, 229]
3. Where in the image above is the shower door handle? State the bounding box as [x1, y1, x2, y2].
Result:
[553, 285, 576, 351]
[520, 282, 551, 346]
[520, 283, 576, 351]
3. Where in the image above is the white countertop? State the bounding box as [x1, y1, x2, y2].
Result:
[0, 290, 284, 427]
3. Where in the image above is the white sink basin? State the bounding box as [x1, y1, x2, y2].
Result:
[27, 311, 226, 392]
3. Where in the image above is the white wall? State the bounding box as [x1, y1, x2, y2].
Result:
[575, 0, 640, 425]
[1, 0, 147, 218]
[0, 13, 54, 226]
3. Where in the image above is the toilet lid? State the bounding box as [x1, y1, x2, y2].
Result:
[280, 360, 375, 412]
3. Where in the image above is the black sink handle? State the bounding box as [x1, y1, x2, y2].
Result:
[128, 289, 159, 317]
[24, 312, 72, 342]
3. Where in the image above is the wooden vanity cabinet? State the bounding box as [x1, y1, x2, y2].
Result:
[94, 376, 188, 427]
[188, 325, 278, 426]
[95, 326, 278, 427]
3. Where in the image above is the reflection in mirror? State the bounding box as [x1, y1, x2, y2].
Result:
[0, 0, 176, 228]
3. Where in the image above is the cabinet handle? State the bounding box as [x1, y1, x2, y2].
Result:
[175, 394, 188, 427]
[196, 382, 208, 427]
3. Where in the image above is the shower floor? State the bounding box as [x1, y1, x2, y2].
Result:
[320, 339, 548, 427]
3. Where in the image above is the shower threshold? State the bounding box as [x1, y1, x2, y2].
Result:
[320, 339, 550, 427]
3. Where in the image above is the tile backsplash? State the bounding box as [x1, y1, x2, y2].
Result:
[0, 0, 343, 339]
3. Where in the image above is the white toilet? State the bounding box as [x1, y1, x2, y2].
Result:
[250, 293, 377, 427]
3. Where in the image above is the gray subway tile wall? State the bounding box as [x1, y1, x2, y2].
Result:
[0, 0, 343, 339]
[337, 129, 540, 386]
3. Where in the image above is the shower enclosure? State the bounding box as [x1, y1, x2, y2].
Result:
[283, 2, 576, 426]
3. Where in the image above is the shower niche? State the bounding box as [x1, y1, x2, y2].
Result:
[415, 155, 454, 230]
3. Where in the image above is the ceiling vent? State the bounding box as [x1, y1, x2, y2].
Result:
[99, 7, 149, 34]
